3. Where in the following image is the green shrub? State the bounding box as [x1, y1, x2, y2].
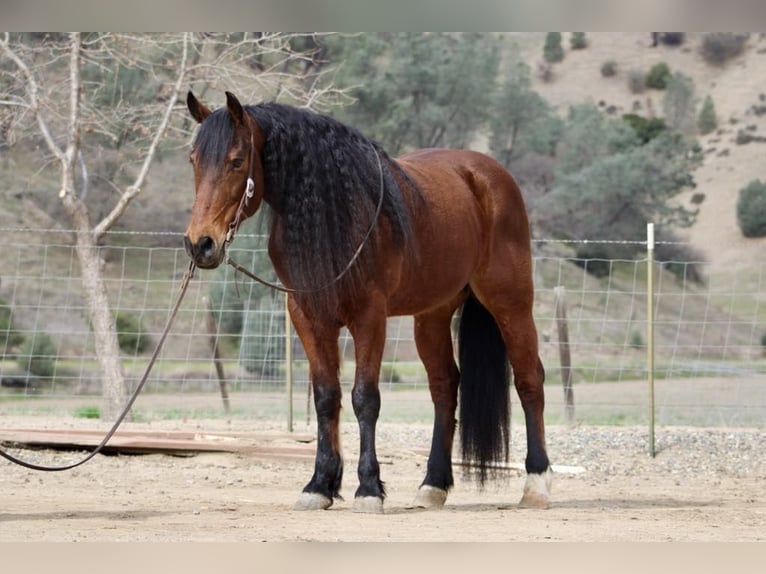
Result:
[701, 33, 748, 65]
[570, 32, 587, 50]
[663, 72, 697, 134]
[658, 33, 685, 46]
[737, 180, 766, 237]
[736, 129, 754, 145]
[74, 405, 101, 419]
[690, 192, 706, 205]
[380, 364, 402, 384]
[543, 32, 564, 63]
[627, 69, 646, 94]
[645, 62, 671, 89]
[697, 95, 718, 135]
[537, 61, 554, 82]
[17, 333, 57, 378]
[655, 235, 706, 285]
[573, 244, 612, 278]
[239, 295, 285, 378]
[115, 312, 151, 354]
[0, 297, 24, 352]
[600, 60, 618, 77]
[734, 128, 766, 145]
[622, 113, 667, 143]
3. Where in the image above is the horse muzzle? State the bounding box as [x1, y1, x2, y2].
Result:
[183, 234, 225, 269]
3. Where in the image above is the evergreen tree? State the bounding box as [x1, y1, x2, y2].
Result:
[646, 62, 671, 89]
[488, 61, 560, 167]
[570, 32, 587, 50]
[543, 32, 564, 63]
[539, 105, 699, 261]
[663, 72, 697, 135]
[555, 103, 639, 178]
[325, 33, 502, 154]
[737, 180, 766, 237]
[697, 95, 718, 135]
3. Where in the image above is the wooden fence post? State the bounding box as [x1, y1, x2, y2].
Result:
[647, 223, 656, 457]
[554, 286, 575, 426]
[204, 297, 231, 416]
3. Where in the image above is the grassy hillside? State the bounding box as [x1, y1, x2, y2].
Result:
[509, 32, 766, 271]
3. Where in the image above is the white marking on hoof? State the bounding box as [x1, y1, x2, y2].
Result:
[411, 485, 448, 509]
[293, 492, 333, 511]
[518, 468, 553, 509]
[353, 496, 384, 514]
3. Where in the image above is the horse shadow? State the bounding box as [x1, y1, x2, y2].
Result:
[0, 509, 172, 523]
[382, 497, 720, 514]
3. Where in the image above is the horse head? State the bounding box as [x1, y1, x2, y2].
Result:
[184, 91, 264, 269]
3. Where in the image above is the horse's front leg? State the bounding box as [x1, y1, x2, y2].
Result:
[289, 298, 344, 511]
[348, 299, 388, 513]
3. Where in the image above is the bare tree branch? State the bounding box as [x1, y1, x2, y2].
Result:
[0, 32, 346, 421]
[92, 32, 190, 241]
[60, 32, 82, 199]
[0, 32, 65, 162]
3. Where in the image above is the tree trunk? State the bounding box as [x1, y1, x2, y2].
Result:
[57, 33, 126, 421]
[2, 32, 340, 421]
[61, 165, 126, 422]
[78, 239, 126, 421]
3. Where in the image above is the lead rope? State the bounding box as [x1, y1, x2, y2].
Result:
[0, 261, 197, 471]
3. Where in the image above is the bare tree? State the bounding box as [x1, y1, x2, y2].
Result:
[0, 32, 346, 419]
[1, 32, 189, 419]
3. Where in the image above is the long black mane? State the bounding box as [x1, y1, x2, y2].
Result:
[194, 102, 421, 318]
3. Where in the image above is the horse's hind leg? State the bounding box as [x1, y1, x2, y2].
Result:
[411, 305, 462, 509]
[288, 298, 344, 511]
[513, 352, 552, 509]
[472, 279, 552, 509]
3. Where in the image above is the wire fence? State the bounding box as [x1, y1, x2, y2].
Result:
[0, 228, 764, 428]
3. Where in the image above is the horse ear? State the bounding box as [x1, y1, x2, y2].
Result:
[187, 91, 211, 124]
[225, 91, 245, 126]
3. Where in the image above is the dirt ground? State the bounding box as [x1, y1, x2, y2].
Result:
[1, 417, 764, 543]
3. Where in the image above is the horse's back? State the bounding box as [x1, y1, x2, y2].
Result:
[398, 148, 529, 226]
[385, 149, 532, 315]
[398, 148, 532, 250]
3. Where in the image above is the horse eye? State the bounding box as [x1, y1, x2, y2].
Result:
[230, 158, 244, 170]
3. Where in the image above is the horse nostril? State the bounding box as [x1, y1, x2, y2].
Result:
[183, 235, 218, 266]
[198, 235, 216, 257]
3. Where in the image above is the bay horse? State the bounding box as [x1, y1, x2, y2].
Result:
[183, 91, 552, 513]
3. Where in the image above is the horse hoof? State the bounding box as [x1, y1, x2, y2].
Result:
[412, 485, 448, 509]
[353, 496, 384, 514]
[518, 468, 553, 509]
[293, 492, 333, 511]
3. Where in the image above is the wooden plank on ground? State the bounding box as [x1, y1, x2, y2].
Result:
[0, 429, 315, 459]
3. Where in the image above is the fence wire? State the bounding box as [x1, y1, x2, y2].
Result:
[0, 229, 763, 428]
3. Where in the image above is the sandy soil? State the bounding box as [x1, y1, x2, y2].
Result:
[1, 419, 763, 542]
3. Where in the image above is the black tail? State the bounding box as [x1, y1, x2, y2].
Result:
[458, 292, 510, 485]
